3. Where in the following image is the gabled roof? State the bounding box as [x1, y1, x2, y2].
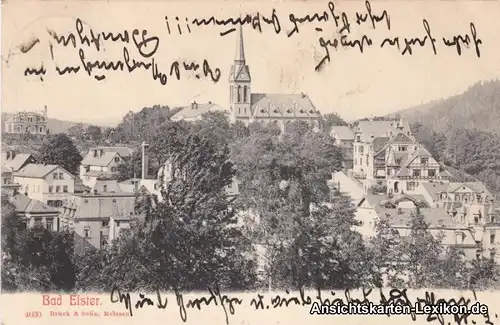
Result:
[81, 151, 120, 167]
[440, 182, 493, 197]
[248, 93, 320, 119]
[330, 126, 354, 140]
[379, 207, 458, 228]
[171, 102, 226, 120]
[421, 182, 449, 200]
[11, 193, 60, 215]
[1, 153, 36, 172]
[355, 120, 411, 142]
[93, 146, 133, 158]
[401, 146, 432, 166]
[14, 164, 74, 179]
[373, 137, 390, 152]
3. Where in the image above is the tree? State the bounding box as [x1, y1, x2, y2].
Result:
[86, 125, 102, 143]
[468, 257, 500, 290]
[38, 134, 82, 175]
[395, 207, 447, 289]
[231, 120, 372, 290]
[77, 115, 257, 292]
[320, 113, 348, 133]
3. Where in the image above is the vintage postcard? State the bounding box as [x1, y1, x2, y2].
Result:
[1, 0, 500, 324]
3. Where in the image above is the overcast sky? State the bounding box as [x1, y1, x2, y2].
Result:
[2, 1, 500, 126]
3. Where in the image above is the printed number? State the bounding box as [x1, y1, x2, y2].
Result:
[25, 311, 42, 318]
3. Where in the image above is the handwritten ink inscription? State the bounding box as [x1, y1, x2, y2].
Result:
[109, 286, 498, 325]
[23, 18, 221, 85]
[20, 0, 483, 82]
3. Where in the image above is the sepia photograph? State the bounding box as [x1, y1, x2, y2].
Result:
[1, 0, 500, 324]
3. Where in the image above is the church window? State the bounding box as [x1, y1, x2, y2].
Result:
[230, 86, 233, 101]
[243, 86, 247, 103]
[237, 86, 241, 103]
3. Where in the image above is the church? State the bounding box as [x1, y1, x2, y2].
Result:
[228, 25, 321, 133]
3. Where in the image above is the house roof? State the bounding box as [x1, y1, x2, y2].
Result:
[60, 195, 136, 220]
[401, 146, 432, 167]
[355, 120, 411, 142]
[81, 151, 120, 167]
[94, 146, 133, 158]
[421, 182, 449, 201]
[440, 182, 493, 198]
[377, 207, 457, 228]
[373, 137, 390, 152]
[248, 93, 320, 119]
[1, 153, 35, 172]
[10, 193, 60, 215]
[171, 102, 225, 120]
[14, 164, 74, 179]
[330, 126, 354, 140]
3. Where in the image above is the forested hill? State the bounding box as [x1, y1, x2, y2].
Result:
[391, 79, 500, 136]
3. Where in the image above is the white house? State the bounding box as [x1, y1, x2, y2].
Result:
[170, 101, 227, 122]
[13, 164, 75, 208]
[79, 146, 133, 187]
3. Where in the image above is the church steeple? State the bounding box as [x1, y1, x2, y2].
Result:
[235, 24, 246, 63]
[229, 23, 251, 123]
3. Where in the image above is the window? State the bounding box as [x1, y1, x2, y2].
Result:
[360, 158, 363, 166]
[111, 167, 116, 172]
[115, 157, 120, 162]
[59, 172, 64, 179]
[102, 221, 109, 227]
[84, 229, 90, 238]
[47, 200, 54, 206]
[46, 219, 53, 231]
[356, 135, 360, 142]
[428, 169, 436, 177]
[112, 199, 116, 203]
[474, 216, 479, 224]
[491, 251, 496, 260]
[360, 146, 364, 154]
[237, 85, 241, 103]
[103, 185, 107, 192]
[398, 146, 407, 152]
[421, 157, 428, 165]
[116, 221, 121, 227]
[366, 155, 369, 166]
[412, 169, 421, 177]
[491, 233, 496, 244]
[63, 185, 68, 193]
[476, 252, 481, 260]
[56, 185, 60, 193]
[491, 216, 496, 223]
[53, 173, 58, 180]
[84, 199, 89, 203]
[407, 182, 416, 191]
[48, 186, 53, 193]
[101, 236, 109, 247]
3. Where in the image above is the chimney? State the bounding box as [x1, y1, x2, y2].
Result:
[301, 92, 306, 98]
[93, 189, 98, 195]
[142, 142, 149, 180]
[99, 149, 104, 156]
[208, 101, 212, 104]
[191, 101, 198, 109]
[93, 149, 98, 157]
[44, 105, 48, 118]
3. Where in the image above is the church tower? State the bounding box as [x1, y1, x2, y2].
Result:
[229, 24, 251, 123]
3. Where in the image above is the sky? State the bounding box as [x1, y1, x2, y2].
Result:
[2, 0, 500, 126]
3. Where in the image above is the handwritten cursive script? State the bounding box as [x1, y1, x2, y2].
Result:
[110, 286, 498, 325]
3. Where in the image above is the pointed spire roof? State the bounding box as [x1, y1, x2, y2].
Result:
[235, 24, 245, 63]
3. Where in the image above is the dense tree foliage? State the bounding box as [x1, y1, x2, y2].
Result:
[1, 194, 76, 292]
[3, 111, 500, 293]
[37, 134, 83, 175]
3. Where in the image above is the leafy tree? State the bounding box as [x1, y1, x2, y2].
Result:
[468, 257, 500, 290]
[231, 120, 371, 290]
[37, 134, 82, 175]
[320, 112, 348, 133]
[395, 207, 447, 289]
[86, 125, 102, 143]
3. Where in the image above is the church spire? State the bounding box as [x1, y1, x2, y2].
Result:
[235, 24, 245, 63]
